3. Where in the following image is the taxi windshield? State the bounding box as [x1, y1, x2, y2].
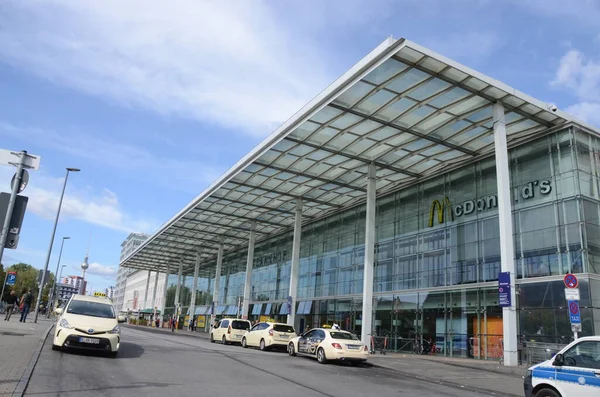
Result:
[67, 300, 115, 318]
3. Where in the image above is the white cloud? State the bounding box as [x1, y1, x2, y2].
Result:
[0, 166, 159, 234]
[565, 102, 600, 127]
[0, 121, 223, 190]
[0, 0, 331, 136]
[551, 49, 600, 127]
[86, 262, 117, 278]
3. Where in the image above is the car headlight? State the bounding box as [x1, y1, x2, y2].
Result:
[109, 325, 120, 334]
[59, 318, 74, 329]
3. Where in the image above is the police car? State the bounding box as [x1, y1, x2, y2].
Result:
[524, 336, 600, 397]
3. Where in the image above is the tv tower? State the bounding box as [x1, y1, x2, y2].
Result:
[81, 233, 91, 279]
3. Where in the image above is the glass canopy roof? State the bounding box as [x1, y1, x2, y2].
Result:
[121, 37, 584, 275]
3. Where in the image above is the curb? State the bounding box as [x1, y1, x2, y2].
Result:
[12, 323, 54, 397]
[123, 324, 209, 340]
[368, 361, 522, 397]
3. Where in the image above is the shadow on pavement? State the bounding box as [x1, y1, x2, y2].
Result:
[60, 342, 145, 359]
[24, 381, 177, 395]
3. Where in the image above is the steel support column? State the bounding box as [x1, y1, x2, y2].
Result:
[242, 221, 256, 319]
[189, 249, 201, 331]
[493, 102, 519, 367]
[151, 271, 159, 313]
[160, 264, 170, 325]
[212, 236, 224, 326]
[361, 163, 376, 346]
[174, 262, 183, 317]
[287, 200, 303, 326]
[143, 270, 151, 310]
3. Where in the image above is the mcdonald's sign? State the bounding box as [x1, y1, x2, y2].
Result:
[428, 197, 453, 227]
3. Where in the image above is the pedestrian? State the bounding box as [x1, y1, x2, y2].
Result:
[4, 290, 18, 321]
[155, 317, 160, 328]
[171, 317, 176, 332]
[20, 289, 34, 323]
[192, 318, 197, 332]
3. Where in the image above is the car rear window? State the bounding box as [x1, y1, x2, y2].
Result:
[273, 324, 295, 333]
[67, 300, 115, 318]
[231, 320, 250, 330]
[330, 332, 359, 340]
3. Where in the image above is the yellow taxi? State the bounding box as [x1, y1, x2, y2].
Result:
[288, 328, 369, 365]
[52, 295, 126, 357]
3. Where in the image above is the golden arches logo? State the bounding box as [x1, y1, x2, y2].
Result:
[428, 197, 453, 227]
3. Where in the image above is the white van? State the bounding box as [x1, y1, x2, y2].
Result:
[210, 318, 251, 344]
[523, 336, 600, 397]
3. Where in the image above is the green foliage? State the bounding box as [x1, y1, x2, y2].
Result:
[1, 263, 55, 305]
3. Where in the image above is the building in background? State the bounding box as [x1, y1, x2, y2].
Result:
[57, 282, 79, 304]
[64, 275, 87, 295]
[121, 270, 165, 312]
[113, 233, 148, 311]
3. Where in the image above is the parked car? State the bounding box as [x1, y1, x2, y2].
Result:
[210, 318, 251, 344]
[288, 328, 369, 365]
[52, 294, 126, 357]
[524, 336, 600, 397]
[241, 322, 295, 351]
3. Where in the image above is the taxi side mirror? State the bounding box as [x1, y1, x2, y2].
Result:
[552, 353, 564, 366]
[54, 308, 63, 315]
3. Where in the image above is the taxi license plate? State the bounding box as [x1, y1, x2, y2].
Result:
[279, 334, 288, 338]
[235, 334, 243, 338]
[79, 337, 100, 344]
[347, 345, 360, 350]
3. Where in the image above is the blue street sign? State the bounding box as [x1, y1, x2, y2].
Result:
[568, 300, 581, 324]
[498, 271, 511, 307]
[6, 272, 16, 286]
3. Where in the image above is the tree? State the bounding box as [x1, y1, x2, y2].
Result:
[2, 263, 55, 307]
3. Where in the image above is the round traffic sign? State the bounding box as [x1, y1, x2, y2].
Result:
[564, 274, 578, 289]
[569, 301, 579, 315]
[10, 169, 29, 194]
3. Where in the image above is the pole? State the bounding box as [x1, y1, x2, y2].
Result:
[0, 150, 27, 265]
[34, 169, 71, 323]
[46, 237, 68, 318]
[0, 272, 8, 302]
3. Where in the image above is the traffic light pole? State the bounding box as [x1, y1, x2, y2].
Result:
[0, 150, 27, 265]
[0, 272, 8, 302]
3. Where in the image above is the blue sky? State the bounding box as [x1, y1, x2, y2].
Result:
[0, 0, 599, 293]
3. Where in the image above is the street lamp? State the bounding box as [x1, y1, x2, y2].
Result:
[46, 236, 70, 318]
[56, 264, 67, 309]
[34, 167, 80, 323]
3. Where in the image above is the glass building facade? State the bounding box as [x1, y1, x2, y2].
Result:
[163, 126, 600, 359]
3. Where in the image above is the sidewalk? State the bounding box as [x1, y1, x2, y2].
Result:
[0, 315, 54, 396]
[126, 324, 525, 396]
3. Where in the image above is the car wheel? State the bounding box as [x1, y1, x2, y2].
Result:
[317, 348, 327, 364]
[222, 335, 228, 345]
[288, 342, 296, 356]
[534, 388, 561, 397]
[51, 344, 60, 351]
[210, 334, 215, 343]
[241, 337, 248, 348]
[259, 339, 266, 351]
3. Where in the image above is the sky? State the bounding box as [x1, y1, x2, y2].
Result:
[0, 0, 599, 293]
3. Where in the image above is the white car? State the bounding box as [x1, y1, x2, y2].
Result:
[524, 336, 600, 397]
[241, 322, 296, 351]
[288, 328, 369, 365]
[52, 295, 126, 357]
[210, 318, 251, 344]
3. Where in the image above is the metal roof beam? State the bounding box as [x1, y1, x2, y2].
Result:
[226, 180, 343, 208]
[188, 208, 289, 228]
[159, 231, 237, 247]
[283, 136, 420, 178]
[175, 217, 271, 235]
[392, 55, 555, 129]
[159, 223, 249, 243]
[327, 102, 477, 156]
[206, 195, 310, 218]
[252, 161, 368, 192]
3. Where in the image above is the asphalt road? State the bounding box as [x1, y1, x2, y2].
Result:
[25, 328, 494, 397]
